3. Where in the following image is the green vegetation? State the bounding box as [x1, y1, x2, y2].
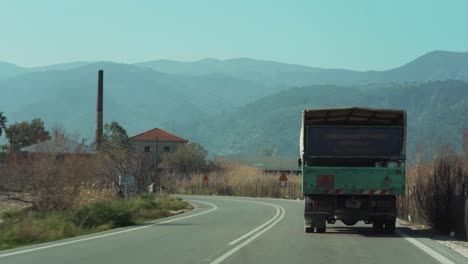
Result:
[0, 194, 192, 250]
[102, 121, 130, 150]
[4, 118, 50, 152]
[161, 143, 211, 175]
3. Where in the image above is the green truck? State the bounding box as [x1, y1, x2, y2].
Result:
[300, 107, 406, 233]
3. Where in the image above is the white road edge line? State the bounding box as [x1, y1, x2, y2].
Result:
[0, 200, 217, 259]
[210, 206, 286, 264]
[396, 230, 456, 264]
[227, 202, 281, 245]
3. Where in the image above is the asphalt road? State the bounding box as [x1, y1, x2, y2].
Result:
[0, 195, 466, 264]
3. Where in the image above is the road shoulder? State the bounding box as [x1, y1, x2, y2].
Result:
[397, 219, 468, 261]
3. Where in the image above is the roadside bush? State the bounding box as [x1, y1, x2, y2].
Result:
[131, 208, 169, 221]
[72, 202, 133, 229]
[0, 197, 192, 250]
[158, 197, 190, 211]
[2, 152, 95, 212]
[132, 193, 159, 210]
[0, 213, 78, 248]
[8, 217, 44, 244]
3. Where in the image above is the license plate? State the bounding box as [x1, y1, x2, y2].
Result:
[345, 199, 361, 209]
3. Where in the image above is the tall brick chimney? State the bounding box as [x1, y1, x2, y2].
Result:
[95, 70, 104, 149]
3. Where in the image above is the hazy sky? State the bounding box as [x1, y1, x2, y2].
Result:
[1, 0, 467, 70]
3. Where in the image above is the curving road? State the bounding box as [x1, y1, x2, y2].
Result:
[0, 196, 466, 264]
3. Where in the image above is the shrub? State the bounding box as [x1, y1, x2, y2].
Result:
[0, 197, 192, 250]
[72, 202, 133, 229]
[158, 198, 190, 211]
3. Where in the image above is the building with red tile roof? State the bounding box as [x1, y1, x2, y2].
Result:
[129, 128, 188, 143]
[129, 128, 188, 156]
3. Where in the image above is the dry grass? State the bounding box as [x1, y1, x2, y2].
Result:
[164, 161, 302, 199]
[398, 135, 468, 234]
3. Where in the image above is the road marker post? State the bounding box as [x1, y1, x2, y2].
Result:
[279, 172, 288, 199]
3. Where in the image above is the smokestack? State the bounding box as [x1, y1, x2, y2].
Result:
[95, 70, 104, 149]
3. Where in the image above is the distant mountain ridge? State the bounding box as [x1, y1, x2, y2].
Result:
[0, 62, 267, 141]
[1, 50, 468, 156]
[136, 50, 468, 86]
[2, 50, 468, 86]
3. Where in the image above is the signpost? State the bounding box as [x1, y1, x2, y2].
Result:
[118, 175, 135, 200]
[279, 173, 288, 198]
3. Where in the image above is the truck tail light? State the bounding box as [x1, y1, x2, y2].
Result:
[317, 175, 334, 188]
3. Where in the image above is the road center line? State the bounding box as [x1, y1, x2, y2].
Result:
[210, 205, 286, 264]
[227, 201, 281, 246]
[396, 230, 455, 264]
[0, 200, 217, 259]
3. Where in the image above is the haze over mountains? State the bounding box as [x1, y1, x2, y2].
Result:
[1, 50, 468, 157]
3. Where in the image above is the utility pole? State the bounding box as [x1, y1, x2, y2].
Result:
[95, 70, 104, 150]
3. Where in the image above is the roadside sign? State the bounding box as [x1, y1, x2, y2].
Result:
[280, 180, 287, 188]
[202, 175, 209, 186]
[279, 172, 288, 188]
[118, 175, 135, 186]
[278, 173, 288, 181]
[118, 175, 135, 200]
[178, 175, 184, 181]
[188, 175, 193, 181]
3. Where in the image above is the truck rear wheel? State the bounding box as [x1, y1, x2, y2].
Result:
[305, 227, 314, 233]
[384, 219, 396, 234]
[316, 227, 326, 233]
[373, 221, 384, 233]
[342, 220, 358, 226]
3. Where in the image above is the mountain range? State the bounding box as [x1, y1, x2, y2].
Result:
[1, 50, 468, 158]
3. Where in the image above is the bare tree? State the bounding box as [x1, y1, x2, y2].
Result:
[2, 153, 94, 212]
[94, 149, 156, 194]
[414, 144, 466, 231]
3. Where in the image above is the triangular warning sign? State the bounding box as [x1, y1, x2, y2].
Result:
[279, 173, 288, 181]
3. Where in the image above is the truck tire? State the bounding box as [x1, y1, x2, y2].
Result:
[305, 227, 314, 233]
[373, 221, 384, 233]
[384, 219, 396, 234]
[342, 220, 358, 226]
[316, 227, 326, 233]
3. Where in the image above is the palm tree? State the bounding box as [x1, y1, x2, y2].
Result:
[0, 112, 7, 137]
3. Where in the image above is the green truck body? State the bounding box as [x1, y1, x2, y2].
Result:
[302, 166, 405, 195]
[300, 107, 406, 234]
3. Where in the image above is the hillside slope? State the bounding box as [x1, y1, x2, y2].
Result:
[166, 81, 468, 157]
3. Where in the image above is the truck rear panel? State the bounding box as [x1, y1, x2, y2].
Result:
[300, 107, 406, 233]
[302, 166, 405, 195]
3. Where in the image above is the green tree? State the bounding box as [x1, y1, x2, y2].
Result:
[161, 143, 208, 175]
[102, 121, 130, 150]
[0, 112, 6, 137]
[5, 118, 51, 151]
